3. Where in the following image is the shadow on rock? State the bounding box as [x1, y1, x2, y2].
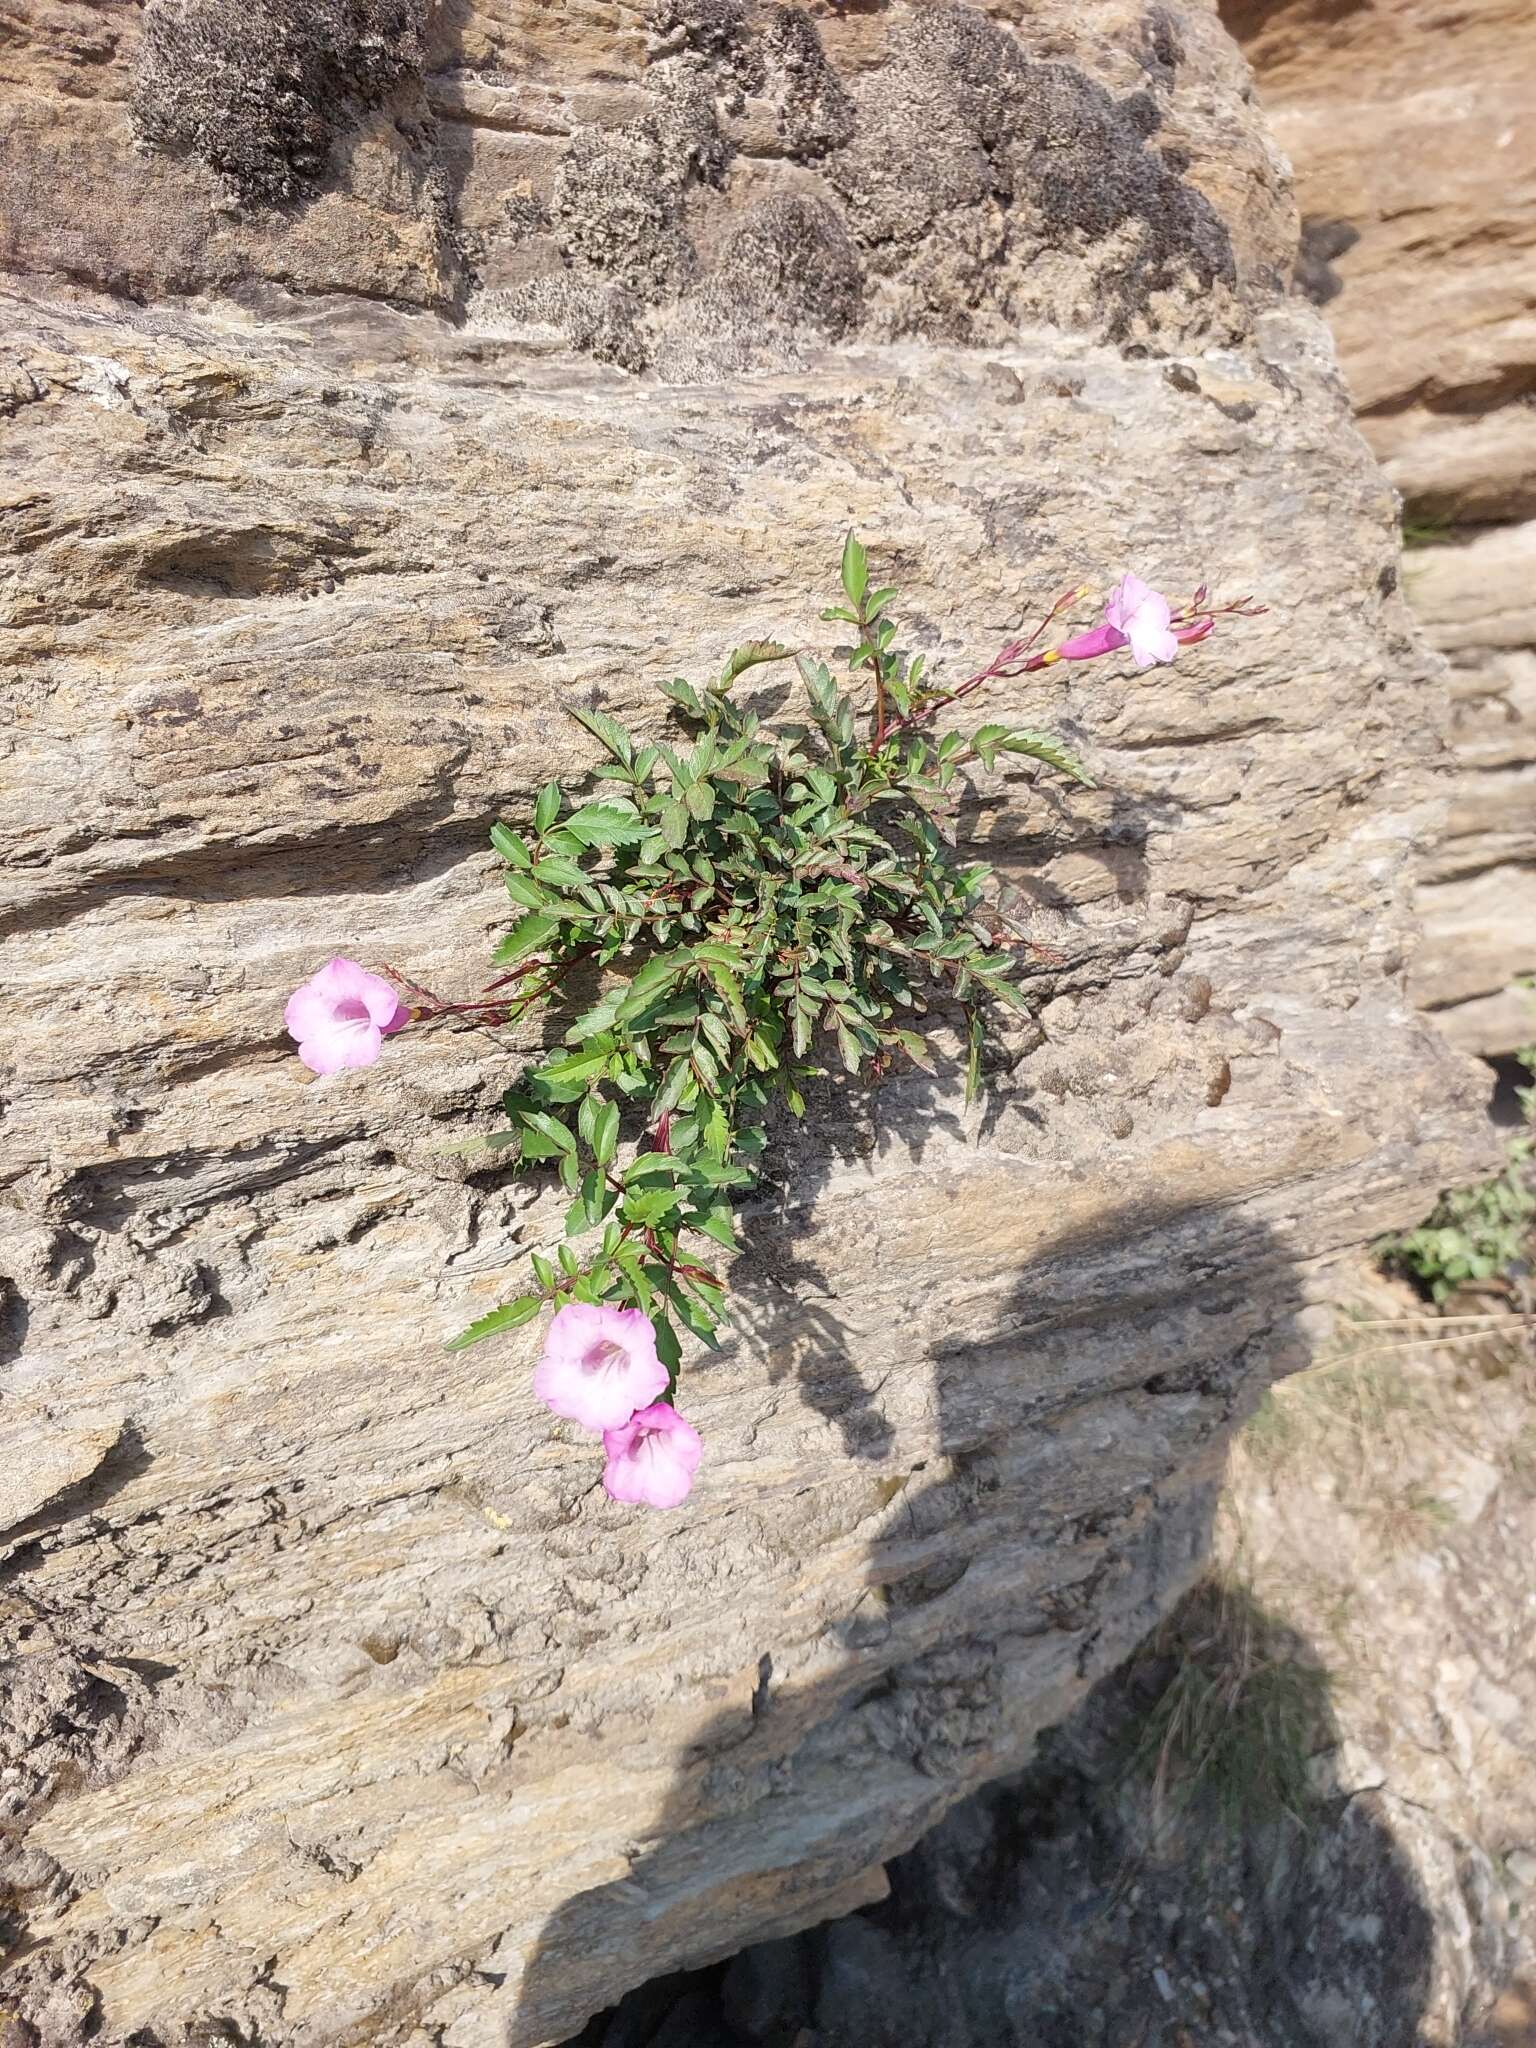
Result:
[499, 1174, 1393, 2046]
[545, 1574, 1447, 2048]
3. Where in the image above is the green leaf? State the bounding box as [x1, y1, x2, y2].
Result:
[659, 800, 689, 851]
[491, 824, 531, 867]
[841, 529, 869, 608]
[692, 1204, 738, 1250]
[567, 986, 625, 1039]
[719, 641, 792, 690]
[568, 704, 634, 766]
[892, 1028, 935, 1073]
[533, 855, 591, 891]
[533, 1048, 611, 1092]
[494, 912, 559, 965]
[446, 1294, 543, 1351]
[534, 781, 562, 835]
[523, 1109, 577, 1154]
[565, 802, 649, 848]
[965, 1009, 985, 1107]
[662, 676, 707, 719]
[504, 872, 549, 911]
[684, 779, 715, 822]
[593, 1101, 620, 1166]
[997, 729, 1096, 787]
[614, 1242, 654, 1312]
[615, 952, 690, 1024]
[651, 1313, 682, 1378]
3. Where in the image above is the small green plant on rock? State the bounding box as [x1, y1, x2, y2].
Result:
[1379, 1044, 1536, 1303]
[281, 542, 1262, 1502]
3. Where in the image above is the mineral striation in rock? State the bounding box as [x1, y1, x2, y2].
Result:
[0, 4, 1491, 2043]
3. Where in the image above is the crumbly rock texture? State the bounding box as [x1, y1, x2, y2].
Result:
[0, 3, 1495, 2043]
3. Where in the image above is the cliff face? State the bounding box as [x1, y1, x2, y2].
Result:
[0, 5, 1489, 2045]
[1222, 0, 1536, 1056]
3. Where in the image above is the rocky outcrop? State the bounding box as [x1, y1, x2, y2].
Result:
[0, 5, 1491, 2044]
[1222, 0, 1536, 1055]
[574, 1274, 1536, 2048]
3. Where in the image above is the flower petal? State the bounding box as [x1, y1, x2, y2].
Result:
[535, 1303, 668, 1433]
[1127, 618, 1180, 669]
[284, 983, 337, 1042]
[1056, 623, 1127, 662]
[297, 1018, 383, 1076]
[601, 1404, 702, 1508]
[1104, 573, 1154, 632]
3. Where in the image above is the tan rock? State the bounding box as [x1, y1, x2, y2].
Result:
[1223, 0, 1536, 1050]
[0, 4, 1493, 2043]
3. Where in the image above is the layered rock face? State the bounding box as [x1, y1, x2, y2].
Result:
[1223, 0, 1536, 1055]
[0, 4, 1490, 2045]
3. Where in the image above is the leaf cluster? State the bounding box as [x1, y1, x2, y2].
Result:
[453, 539, 1094, 1375]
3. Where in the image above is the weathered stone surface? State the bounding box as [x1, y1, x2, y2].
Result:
[1222, 0, 1536, 1048]
[0, 4, 1491, 2044]
[574, 1274, 1536, 2047]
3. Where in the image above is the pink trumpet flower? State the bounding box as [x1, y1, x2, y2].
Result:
[285, 957, 409, 1076]
[601, 1401, 704, 1509]
[534, 1303, 669, 1434]
[1056, 573, 1209, 671]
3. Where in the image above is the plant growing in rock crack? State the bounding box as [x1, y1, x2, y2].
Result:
[284, 540, 1263, 1503]
[1378, 1039, 1536, 1303]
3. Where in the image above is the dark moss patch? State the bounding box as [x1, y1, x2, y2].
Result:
[500, 277, 649, 374]
[551, 117, 699, 305]
[648, 0, 753, 63]
[132, 0, 428, 212]
[1140, 5, 1186, 84]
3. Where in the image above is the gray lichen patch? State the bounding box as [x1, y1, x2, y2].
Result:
[651, 193, 866, 380]
[131, 0, 430, 212]
[757, 5, 856, 159]
[488, 0, 1243, 376]
[825, 5, 1237, 346]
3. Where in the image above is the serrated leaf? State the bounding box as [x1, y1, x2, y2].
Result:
[593, 1101, 620, 1166]
[446, 1293, 543, 1350]
[892, 1028, 936, 1072]
[495, 911, 559, 965]
[490, 824, 531, 867]
[651, 1312, 682, 1377]
[568, 704, 634, 766]
[719, 641, 792, 690]
[524, 1108, 577, 1153]
[532, 1049, 610, 1091]
[997, 729, 1096, 787]
[565, 802, 649, 848]
[692, 1204, 737, 1250]
[662, 676, 707, 718]
[504, 871, 548, 911]
[533, 855, 591, 890]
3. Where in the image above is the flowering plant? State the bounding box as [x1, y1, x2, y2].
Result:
[287, 545, 1260, 1502]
